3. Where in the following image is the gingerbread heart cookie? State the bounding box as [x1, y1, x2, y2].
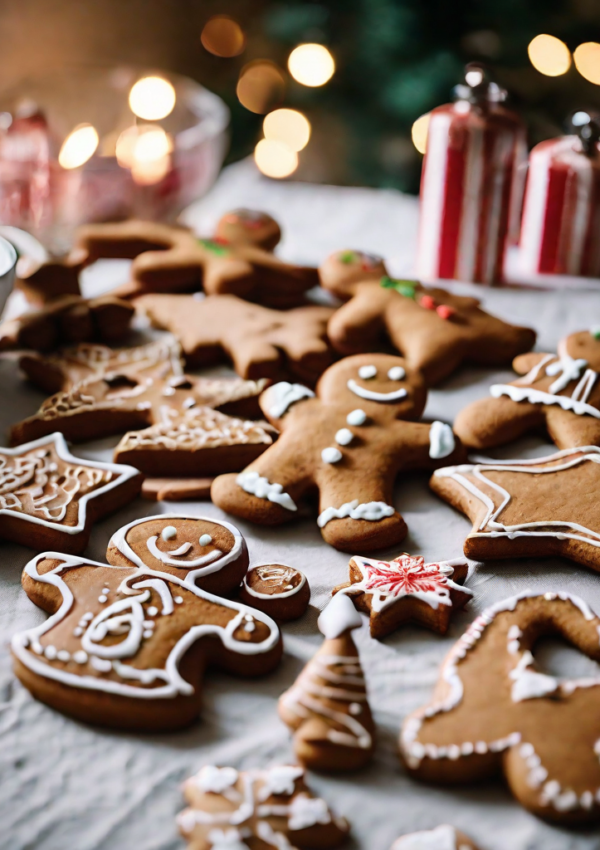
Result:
[177, 764, 349, 849]
[212, 353, 466, 552]
[239, 564, 310, 621]
[0, 432, 141, 554]
[454, 330, 600, 449]
[319, 250, 536, 385]
[400, 591, 600, 824]
[12, 515, 282, 731]
[390, 826, 479, 849]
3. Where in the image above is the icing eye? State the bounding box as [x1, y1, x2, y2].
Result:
[387, 366, 405, 381]
[162, 526, 177, 541]
[358, 365, 377, 380]
[199, 534, 213, 546]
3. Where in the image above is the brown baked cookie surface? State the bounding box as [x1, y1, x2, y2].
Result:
[75, 209, 318, 308]
[0, 432, 141, 554]
[333, 553, 471, 639]
[135, 292, 334, 384]
[15, 248, 86, 305]
[12, 515, 282, 731]
[212, 353, 466, 553]
[239, 564, 310, 621]
[455, 330, 600, 450]
[431, 446, 600, 573]
[400, 591, 600, 824]
[319, 250, 536, 385]
[177, 764, 349, 849]
[279, 594, 375, 771]
[390, 826, 479, 849]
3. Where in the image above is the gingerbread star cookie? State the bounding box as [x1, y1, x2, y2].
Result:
[333, 553, 472, 639]
[136, 292, 334, 383]
[319, 250, 536, 385]
[401, 591, 600, 824]
[75, 208, 318, 308]
[0, 294, 134, 352]
[0, 432, 141, 554]
[212, 353, 466, 553]
[15, 248, 86, 306]
[431, 446, 600, 573]
[239, 564, 310, 621]
[390, 826, 479, 849]
[455, 330, 600, 449]
[177, 764, 349, 849]
[12, 515, 282, 731]
[279, 594, 375, 771]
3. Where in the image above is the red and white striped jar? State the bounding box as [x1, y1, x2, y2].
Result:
[518, 130, 600, 277]
[416, 68, 526, 285]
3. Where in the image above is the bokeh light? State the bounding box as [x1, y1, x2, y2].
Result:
[58, 124, 99, 169]
[129, 76, 176, 120]
[574, 42, 600, 85]
[288, 44, 335, 87]
[133, 126, 173, 162]
[115, 124, 173, 184]
[237, 61, 285, 114]
[527, 34, 571, 77]
[201, 15, 245, 57]
[131, 154, 171, 185]
[254, 139, 298, 178]
[411, 113, 430, 154]
[263, 109, 311, 152]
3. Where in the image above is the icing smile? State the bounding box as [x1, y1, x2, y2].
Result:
[146, 536, 223, 568]
[347, 379, 407, 403]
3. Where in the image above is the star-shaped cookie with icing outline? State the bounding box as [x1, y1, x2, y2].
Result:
[333, 553, 472, 638]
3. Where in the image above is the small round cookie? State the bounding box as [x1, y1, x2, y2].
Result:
[390, 825, 479, 849]
[239, 564, 310, 620]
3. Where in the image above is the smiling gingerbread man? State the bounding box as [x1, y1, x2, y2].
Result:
[211, 354, 466, 552]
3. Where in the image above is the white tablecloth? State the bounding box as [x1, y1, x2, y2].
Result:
[1, 159, 600, 850]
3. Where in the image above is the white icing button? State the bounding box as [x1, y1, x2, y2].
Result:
[387, 366, 405, 381]
[199, 534, 212, 546]
[90, 656, 111, 673]
[244, 622, 256, 632]
[32, 642, 43, 655]
[335, 428, 354, 446]
[98, 595, 108, 603]
[347, 409, 367, 426]
[244, 614, 254, 621]
[358, 365, 377, 379]
[44, 645, 57, 660]
[183, 397, 196, 409]
[162, 386, 176, 396]
[174, 596, 183, 604]
[143, 620, 155, 629]
[349, 703, 362, 715]
[162, 525, 177, 541]
[73, 650, 88, 664]
[147, 606, 158, 617]
[143, 630, 154, 639]
[73, 627, 83, 637]
[321, 447, 342, 464]
[57, 650, 71, 663]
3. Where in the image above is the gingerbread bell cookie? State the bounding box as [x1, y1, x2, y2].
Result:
[212, 353, 466, 553]
[279, 594, 375, 771]
[401, 591, 600, 824]
[390, 826, 479, 850]
[177, 764, 349, 849]
[75, 208, 318, 308]
[333, 553, 472, 639]
[12, 515, 282, 731]
[136, 292, 334, 384]
[319, 250, 536, 385]
[455, 330, 600, 449]
[431, 446, 600, 574]
[239, 564, 310, 621]
[0, 432, 141, 554]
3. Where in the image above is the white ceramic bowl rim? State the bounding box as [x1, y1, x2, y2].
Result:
[0, 236, 17, 277]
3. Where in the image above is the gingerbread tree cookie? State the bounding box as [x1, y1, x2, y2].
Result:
[279, 594, 375, 771]
[177, 764, 349, 849]
[333, 553, 472, 639]
[454, 330, 600, 449]
[431, 446, 600, 573]
[319, 250, 536, 385]
[212, 353, 466, 552]
[0, 432, 141, 554]
[401, 591, 600, 824]
[136, 292, 334, 383]
[390, 826, 479, 849]
[12, 515, 282, 731]
[75, 208, 318, 308]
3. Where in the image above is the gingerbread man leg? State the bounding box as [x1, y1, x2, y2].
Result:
[453, 395, 546, 449]
[545, 406, 600, 449]
[327, 294, 386, 354]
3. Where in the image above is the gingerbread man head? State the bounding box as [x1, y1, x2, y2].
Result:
[561, 329, 600, 371]
[319, 249, 387, 295]
[214, 208, 281, 251]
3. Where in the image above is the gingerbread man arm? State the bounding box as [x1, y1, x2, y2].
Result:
[327, 284, 388, 354]
[512, 351, 549, 375]
[75, 220, 189, 262]
[545, 405, 600, 450]
[453, 394, 546, 450]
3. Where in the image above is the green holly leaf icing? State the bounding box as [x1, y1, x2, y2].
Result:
[339, 250, 358, 264]
[198, 238, 229, 256]
[380, 276, 417, 298]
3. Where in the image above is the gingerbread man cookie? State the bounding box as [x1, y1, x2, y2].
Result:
[75, 209, 318, 308]
[390, 826, 479, 849]
[136, 292, 334, 383]
[12, 515, 282, 731]
[279, 594, 375, 771]
[177, 764, 349, 849]
[319, 250, 536, 385]
[0, 432, 141, 554]
[333, 553, 472, 639]
[431, 446, 600, 574]
[212, 353, 466, 552]
[401, 591, 600, 824]
[239, 564, 310, 621]
[455, 330, 600, 449]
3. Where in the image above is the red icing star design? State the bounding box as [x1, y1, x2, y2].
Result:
[362, 554, 450, 598]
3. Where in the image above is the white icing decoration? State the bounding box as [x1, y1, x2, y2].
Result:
[317, 499, 394, 528]
[335, 428, 354, 446]
[318, 594, 362, 638]
[391, 825, 458, 850]
[237, 471, 297, 511]
[510, 650, 559, 702]
[358, 365, 377, 379]
[347, 409, 367, 426]
[429, 421, 456, 459]
[257, 765, 303, 800]
[321, 447, 342, 464]
[243, 565, 306, 600]
[199, 534, 213, 546]
[195, 765, 239, 794]
[388, 366, 406, 381]
[490, 382, 600, 419]
[207, 828, 248, 850]
[147, 605, 159, 617]
[147, 536, 223, 569]
[347, 379, 407, 403]
[287, 794, 332, 831]
[267, 382, 315, 418]
[546, 353, 588, 394]
[161, 525, 177, 540]
[73, 650, 88, 664]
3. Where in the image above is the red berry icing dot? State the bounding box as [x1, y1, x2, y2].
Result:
[436, 304, 456, 320]
[419, 294, 436, 310]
